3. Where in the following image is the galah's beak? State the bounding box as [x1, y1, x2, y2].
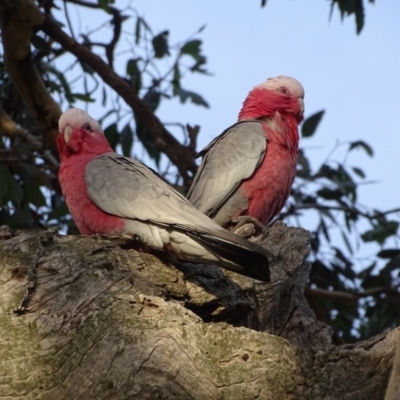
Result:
[63, 125, 73, 144]
[298, 97, 305, 115]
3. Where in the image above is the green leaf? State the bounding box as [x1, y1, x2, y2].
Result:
[19, 164, 47, 208]
[177, 88, 209, 108]
[172, 64, 181, 95]
[104, 123, 119, 150]
[5, 207, 34, 229]
[134, 17, 141, 44]
[315, 163, 334, 179]
[25, 182, 46, 208]
[0, 164, 24, 206]
[357, 262, 376, 279]
[341, 231, 353, 255]
[319, 218, 330, 242]
[189, 56, 208, 74]
[102, 87, 107, 107]
[0, 165, 23, 206]
[152, 31, 169, 58]
[47, 202, 69, 222]
[41, 63, 75, 101]
[126, 58, 138, 76]
[134, 17, 152, 44]
[336, 165, 356, 201]
[377, 249, 400, 259]
[135, 121, 161, 166]
[349, 140, 373, 157]
[181, 40, 202, 59]
[333, 247, 353, 271]
[362, 272, 391, 290]
[31, 34, 51, 52]
[296, 148, 311, 178]
[120, 123, 133, 157]
[126, 58, 142, 92]
[361, 221, 398, 244]
[301, 110, 325, 138]
[15, 142, 36, 154]
[79, 60, 95, 75]
[332, 0, 365, 34]
[143, 88, 161, 112]
[73, 93, 95, 102]
[316, 188, 343, 200]
[352, 166, 365, 178]
[97, 0, 114, 12]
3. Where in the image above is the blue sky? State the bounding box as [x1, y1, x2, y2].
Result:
[129, 0, 400, 211]
[60, 0, 400, 265]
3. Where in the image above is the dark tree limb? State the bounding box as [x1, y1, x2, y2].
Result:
[0, 104, 59, 168]
[40, 8, 198, 186]
[0, 222, 395, 399]
[0, 0, 198, 186]
[0, 104, 41, 147]
[0, 0, 61, 150]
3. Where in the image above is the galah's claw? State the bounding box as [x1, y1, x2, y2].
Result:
[230, 216, 268, 238]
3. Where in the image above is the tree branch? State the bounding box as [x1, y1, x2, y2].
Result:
[40, 10, 198, 186]
[306, 286, 400, 303]
[0, 0, 61, 150]
[65, 0, 100, 9]
[0, 104, 42, 147]
[385, 331, 400, 400]
[290, 202, 400, 221]
[0, 222, 396, 399]
[0, 104, 59, 167]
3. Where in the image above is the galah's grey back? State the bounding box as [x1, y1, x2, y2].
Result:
[85, 153, 271, 281]
[187, 120, 267, 226]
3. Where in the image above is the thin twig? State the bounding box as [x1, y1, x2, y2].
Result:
[0, 105, 42, 147]
[290, 203, 400, 221]
[306, 286, 400, 303]
[65, 0, 100, 8]
[0, 105, 59, 167]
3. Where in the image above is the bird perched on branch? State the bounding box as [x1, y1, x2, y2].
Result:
[57, 108, 271, 282]
[187, 75, 304, 228]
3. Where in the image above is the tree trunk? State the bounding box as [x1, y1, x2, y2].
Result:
[0, 222, 396, 399]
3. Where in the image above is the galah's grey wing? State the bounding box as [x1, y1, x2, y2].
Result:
[85, 153, 203, 227]
[84, 153, 270, 282]
[187, 120, 267, 216]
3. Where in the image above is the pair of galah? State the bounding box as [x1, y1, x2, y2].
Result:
[57, 76, 305, 282]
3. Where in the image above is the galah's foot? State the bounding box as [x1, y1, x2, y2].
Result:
[229, 216, 268, 239]
[91, 233, 145, 251]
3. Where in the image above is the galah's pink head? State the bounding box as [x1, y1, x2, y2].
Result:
[239, 75, 305, 122]
[57, 108, 113, 160]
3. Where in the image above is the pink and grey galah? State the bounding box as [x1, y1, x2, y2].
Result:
[57, 108, 271, 282]
[187, 75, 305, 228]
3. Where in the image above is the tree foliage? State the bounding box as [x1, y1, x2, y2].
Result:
[261, 0, 374, 34]
[0, 0, 398, 345]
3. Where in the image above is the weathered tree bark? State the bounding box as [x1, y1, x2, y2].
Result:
[385, 330, 400, 400]
[0, 222, 395, 399]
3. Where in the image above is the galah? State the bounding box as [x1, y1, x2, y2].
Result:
[57, 108, 271, 282]
[187, 75, 305, 228]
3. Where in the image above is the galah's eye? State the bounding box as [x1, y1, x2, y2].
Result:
[278, 86, 290, 95]
[83, 123, 93, 132]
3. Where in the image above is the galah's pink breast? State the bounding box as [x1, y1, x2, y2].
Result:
[241, 138, 297, 225]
